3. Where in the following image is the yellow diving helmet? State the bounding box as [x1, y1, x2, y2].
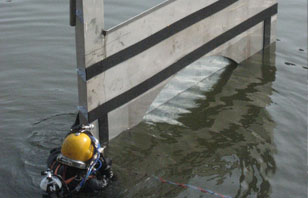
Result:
[57, 133, 94, 169]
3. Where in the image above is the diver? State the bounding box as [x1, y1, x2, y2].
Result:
[40, 124, 115, 198]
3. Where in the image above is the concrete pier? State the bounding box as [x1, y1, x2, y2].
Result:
[72, 0, 277, 143]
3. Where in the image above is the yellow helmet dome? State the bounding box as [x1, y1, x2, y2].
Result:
[61, 133, 94, 163]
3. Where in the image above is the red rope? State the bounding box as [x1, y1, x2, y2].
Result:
[153, 176, 232, 198]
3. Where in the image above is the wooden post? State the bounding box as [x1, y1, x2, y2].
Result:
[74, 0, 105, 141]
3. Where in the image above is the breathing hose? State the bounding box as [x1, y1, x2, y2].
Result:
[74, 135, 103, 192]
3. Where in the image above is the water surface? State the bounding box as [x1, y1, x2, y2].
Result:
[0, 0, 307, 197]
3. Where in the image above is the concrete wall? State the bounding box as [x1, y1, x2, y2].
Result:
[73, 0, 277, 143]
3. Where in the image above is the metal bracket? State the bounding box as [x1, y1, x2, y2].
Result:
[77, 68, 86, 82]
[76, 9, 84, 24]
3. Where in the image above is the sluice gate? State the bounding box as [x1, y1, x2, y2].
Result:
[71, 0, 277, 143]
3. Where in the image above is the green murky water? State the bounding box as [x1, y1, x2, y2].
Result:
[0, 0, 307, 197]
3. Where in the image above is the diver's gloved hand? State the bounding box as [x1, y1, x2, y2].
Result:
[105, 168, 116, 181]
[83, 177, 109, 192]
[100, 158, 116, 180]
[101, 177, 108, 188]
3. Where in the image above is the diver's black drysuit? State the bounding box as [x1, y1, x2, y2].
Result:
[47, 147, 114, 195]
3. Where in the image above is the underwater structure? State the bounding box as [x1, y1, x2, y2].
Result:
[70, 0, 277, 143]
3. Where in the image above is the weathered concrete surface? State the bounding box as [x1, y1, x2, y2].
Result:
[74, 0, 277, 141]
[87, 0, 276, 112]
[107, 18, 276, 139]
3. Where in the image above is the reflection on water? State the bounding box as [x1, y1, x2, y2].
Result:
[105, 45, 277, 198]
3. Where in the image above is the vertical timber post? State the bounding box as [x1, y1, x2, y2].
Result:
[74, 0, 107, 143]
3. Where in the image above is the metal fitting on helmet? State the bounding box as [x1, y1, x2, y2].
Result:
[57, 154, 87, 169]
